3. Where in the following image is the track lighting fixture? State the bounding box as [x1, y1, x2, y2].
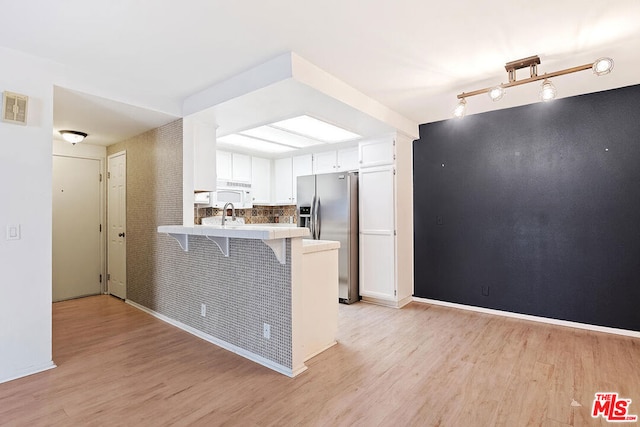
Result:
[453, 55, 614, 118]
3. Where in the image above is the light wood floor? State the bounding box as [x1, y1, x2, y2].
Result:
[1, 296, 638, 426]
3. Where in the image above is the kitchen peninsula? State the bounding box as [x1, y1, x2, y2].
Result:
[156, 223, 339, 377]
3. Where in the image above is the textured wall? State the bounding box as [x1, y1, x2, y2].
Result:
[108, 120, 292, 368]
[414, 84, 640, 331]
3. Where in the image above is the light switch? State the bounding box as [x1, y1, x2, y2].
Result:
[6, 225, 20, 240]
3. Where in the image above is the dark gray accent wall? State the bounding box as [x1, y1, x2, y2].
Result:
[413, 84, 640, 331]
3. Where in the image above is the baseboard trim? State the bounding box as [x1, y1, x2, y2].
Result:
[0, 361, 57, 385]
[125, 300, 296, 377]
[361, 294, 412, 308]
[304, 341, 337, 362]
[413, 297, 640, 339]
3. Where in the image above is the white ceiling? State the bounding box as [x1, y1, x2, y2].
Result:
[3, 1, 640, 146]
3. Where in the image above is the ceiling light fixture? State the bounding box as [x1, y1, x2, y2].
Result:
[453, 98, 467, 119]
[539, 79, 557, 102]
[454, 55, 614, 117]
[59, 130, 88, 145]
[488, 86, 505, 102]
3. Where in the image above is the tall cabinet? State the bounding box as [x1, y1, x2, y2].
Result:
[358, 134, 413, 307]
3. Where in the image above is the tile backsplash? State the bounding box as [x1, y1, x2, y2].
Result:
[195, 205, 297, 225]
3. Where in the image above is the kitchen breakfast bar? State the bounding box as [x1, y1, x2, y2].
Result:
[156, 224, 339, 377]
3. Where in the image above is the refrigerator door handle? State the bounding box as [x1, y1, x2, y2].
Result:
[310, 195, 316, 239]
[315, 197, 321, 240]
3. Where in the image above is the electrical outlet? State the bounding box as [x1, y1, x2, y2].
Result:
[482, 286, 490, 296]
[200, 303, 207, 317]
[263, 323, 271, 340]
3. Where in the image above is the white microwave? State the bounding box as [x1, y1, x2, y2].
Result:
[212, 181, 253, 209]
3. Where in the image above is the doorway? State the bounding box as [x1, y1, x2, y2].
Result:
[52, 155, 102, 301]
[107, 151, 127, 299]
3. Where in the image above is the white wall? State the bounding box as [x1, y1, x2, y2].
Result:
[0, 47, 59, 383]
[52, 139, 107, 158]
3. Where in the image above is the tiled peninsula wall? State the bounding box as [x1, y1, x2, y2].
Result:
[195, 205, 297, 225]
[107, 121, 293, 370]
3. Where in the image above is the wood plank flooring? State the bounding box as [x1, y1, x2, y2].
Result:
[1, 295, 638, 426]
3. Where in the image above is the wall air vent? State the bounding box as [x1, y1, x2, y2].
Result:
[2, 91, 28, 125]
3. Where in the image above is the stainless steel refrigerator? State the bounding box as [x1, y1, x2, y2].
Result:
[297, 171, 359, 304]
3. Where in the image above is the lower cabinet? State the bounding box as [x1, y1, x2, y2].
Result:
[359, 233, 396, 300]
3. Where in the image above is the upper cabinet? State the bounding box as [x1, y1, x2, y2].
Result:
[293, 154, 313, 178]
[251, 156, 271, 204]
[358, 138, 394, 168]
[312, 146, 359, 174]
[217, 150, 251, 182]
[274, 157, 294, 204]
[272, 154, 313, 205]
[192, 120, 217, 192]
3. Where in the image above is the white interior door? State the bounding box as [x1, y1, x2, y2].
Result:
[108, 152, 127, 299]
[52, 156, 102, 302]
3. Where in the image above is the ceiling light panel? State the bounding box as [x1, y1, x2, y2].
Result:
[240, 125, 324, 148]
[217, 134, 296, 154]
[270, 115, 360, 143]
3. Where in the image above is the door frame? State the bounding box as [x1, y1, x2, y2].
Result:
[107, 150, 127, 299]
[52, 154, 107, 295]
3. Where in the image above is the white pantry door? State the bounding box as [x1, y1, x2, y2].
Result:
[52, 156, 102, 302]
[108, 152, 127, 299]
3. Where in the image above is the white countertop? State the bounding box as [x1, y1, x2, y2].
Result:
[158, 224, 310, 240]
[302, 239, 341, 254]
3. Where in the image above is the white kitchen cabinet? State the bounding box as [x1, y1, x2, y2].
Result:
[359, 138, 394, 168]
[313, 151, 338, 174]
[274, 157, 294, 204]
[216, 151, 233, 181]
[358, 134, 413, 308]
[359, 165, 396, 301]
[313, 146, 359, 174]
[192, 120, 217, 192]
[360, 233, 395, 300]
[217, 151, 251, 183]
[337, 146, 359, 171]
[251, 156, 271, 204]
[232, 153, 251, 182]
[272, 155, 312, 205]
[293, 154, 313, 178]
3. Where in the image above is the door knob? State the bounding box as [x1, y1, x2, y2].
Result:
[118, 232, 125, 237]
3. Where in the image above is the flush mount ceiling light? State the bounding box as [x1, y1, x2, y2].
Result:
[59, 130, 88, 144]
[454, 55, 614, 118]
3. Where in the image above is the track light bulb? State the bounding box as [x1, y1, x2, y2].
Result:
[593, 57, 614, 76]
[488, 86, 505, 101]
[453, 98, 467, 118]
[540, 79, 557, 102]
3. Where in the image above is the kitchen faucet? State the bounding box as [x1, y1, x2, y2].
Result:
[221, 202, 236, 226]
